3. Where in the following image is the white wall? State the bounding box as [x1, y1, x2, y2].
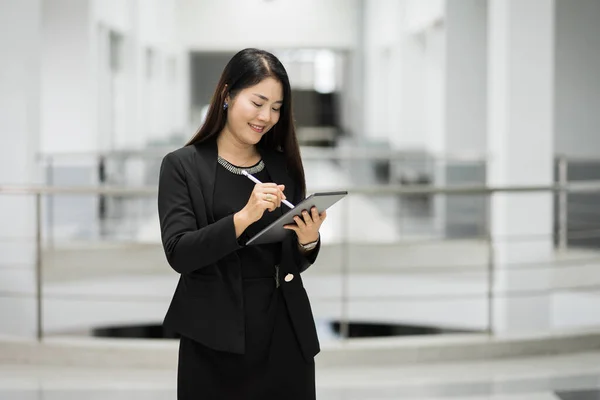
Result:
[339, 49, 362, 138]
[93, 0, 133, 33]
[361, 0, 438, 150]
[378, 0, 486, 153]
[404, 0, 444, 33]
[424, 27, 446, 155]
[363, 0, 404, 142]
[0, 0, 42, 338]
[93, 0, 186, 149]
[444, 0, 487, 156]
[393, 33, 427, 150]
[487, 0, 555, 334]
[337, 0, 365, 141]
[554, 0, 600, 158]
[40, 0, 186, 156]
[134, 0, 185, 145]
[41, 0, 95, 155]
[390, 0, 446, 152]
[177, 0, 360, 51]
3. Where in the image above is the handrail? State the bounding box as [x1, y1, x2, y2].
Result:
[2, 181, 600, 196]
[301, 147, 487, 162]
[36, 148, 175, 160]
[0, 185, 157, 196]
[555, 153, 600, 162]
[36, 148, 600, 165]
[36, 147, 488, 162]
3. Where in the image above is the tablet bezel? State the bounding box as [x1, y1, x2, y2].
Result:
[245, 191, 348, 246]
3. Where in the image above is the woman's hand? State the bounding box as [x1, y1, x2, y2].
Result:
[283, 206, 326, 244]
[234, 183, 285, 237]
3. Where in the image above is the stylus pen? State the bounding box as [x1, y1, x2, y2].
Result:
[241, 170, 295, 209]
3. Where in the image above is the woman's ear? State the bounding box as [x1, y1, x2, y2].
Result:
[222, 84, 229, 101]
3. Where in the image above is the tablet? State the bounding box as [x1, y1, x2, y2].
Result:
[245, 191, 348, 246]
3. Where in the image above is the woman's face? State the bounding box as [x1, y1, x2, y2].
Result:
[224, 77, 283, 146]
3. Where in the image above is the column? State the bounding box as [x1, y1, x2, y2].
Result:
[443, 0, 488, 238]
[487, 0, 555, 333]
[0, 0, 42, 337]
[363, 0, 404, 143]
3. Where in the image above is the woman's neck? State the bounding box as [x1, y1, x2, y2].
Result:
[216, 131, 260, 166]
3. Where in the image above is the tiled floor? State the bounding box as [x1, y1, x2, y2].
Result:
[2, 351, 600, 399]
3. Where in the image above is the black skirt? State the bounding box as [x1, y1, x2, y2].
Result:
[177, 276, 316, 400]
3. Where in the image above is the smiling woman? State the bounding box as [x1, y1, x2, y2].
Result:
[158, 48, 327, 399]
[186, 48, 306, 197]
[219, 76, 284, 157]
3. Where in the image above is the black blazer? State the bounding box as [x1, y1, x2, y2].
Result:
[157, 139, 321, 360]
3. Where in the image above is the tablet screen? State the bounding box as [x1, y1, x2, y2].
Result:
[245, 191, 347, 246]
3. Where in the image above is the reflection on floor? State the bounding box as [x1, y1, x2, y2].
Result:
[2, 350, 600, 399]
[556, 391, 600, 400]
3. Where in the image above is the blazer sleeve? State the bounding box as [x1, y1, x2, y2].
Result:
[289, 180, 321, 273]
[158, 153, 242, 274]
[292, 236, 321, 273]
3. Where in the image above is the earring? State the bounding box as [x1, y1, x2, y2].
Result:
[223, 102, 228, 110]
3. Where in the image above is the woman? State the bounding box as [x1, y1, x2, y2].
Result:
[157, 48, 326, 399]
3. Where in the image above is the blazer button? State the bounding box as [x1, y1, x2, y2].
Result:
[284, 273, 294, 282]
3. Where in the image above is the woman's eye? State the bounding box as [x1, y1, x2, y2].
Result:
[252, 101, 262, 107]
[272, 108, 281, 112]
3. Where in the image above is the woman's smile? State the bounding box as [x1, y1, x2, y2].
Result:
[249, 123, 265, 133]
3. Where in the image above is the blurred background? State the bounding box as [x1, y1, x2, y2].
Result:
[1, 0, 600, 399]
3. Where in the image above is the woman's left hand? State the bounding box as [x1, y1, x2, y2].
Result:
[283, 206, 327, 244]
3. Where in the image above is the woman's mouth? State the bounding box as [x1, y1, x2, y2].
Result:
[249, 123, 265, 133]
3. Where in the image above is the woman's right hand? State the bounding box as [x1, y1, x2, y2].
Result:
[234, 183, 286, 237]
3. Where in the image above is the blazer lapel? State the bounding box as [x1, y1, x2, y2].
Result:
[193, 142, 295, 223]
[192, 139, 218, 223]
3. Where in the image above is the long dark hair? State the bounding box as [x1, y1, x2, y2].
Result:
[187, 48, 306, 197]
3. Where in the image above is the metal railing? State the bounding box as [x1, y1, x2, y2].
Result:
[36, 146, 488, 160]
[36, 147, 490, 247]
[15, 148, 600, 341]
[36, 149, 600, 245]
[2, 179, 600, 341]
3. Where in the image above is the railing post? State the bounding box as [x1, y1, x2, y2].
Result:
[485, 192, 495, 336]
[98, 155, 107, 238]
[558, 156, 568, 252]
[35, 193, 43, 341]
[340, 194, 350, 340]
[46, 156, 54, 249]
